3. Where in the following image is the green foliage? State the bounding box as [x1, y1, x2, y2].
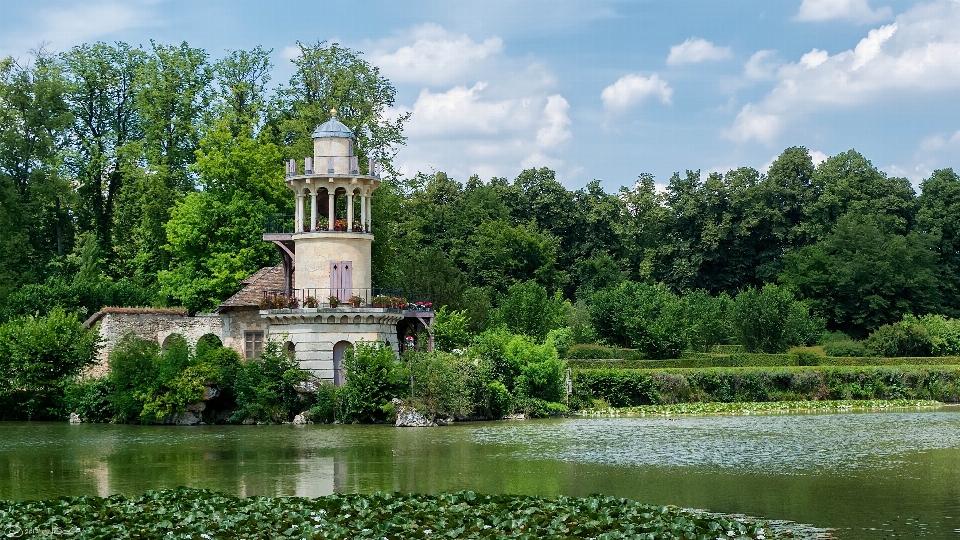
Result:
[0, 308, 99, 420]
[494, 280, 568, 341]
[780, 212, 940, 337]
[0, 487, 779, 540]
[730, 284, 823, 353]
[431, 306, 471, 352]
[545, 327, 573, 358]
[407, 351, 477, 419]
[339, 341, 407, 423]
[679, 290, 731, 352]
[308, 382, 340, 424]
[232, 341, 309, 423]
[1, 275, 156, 321]
[579, 399, 941, 416]
[63, 377, 114, 422]
[485, 380, 512, 419]
[822, 339, 871, 357]
[590, 281, 685, 359]
[573, 366, 960, 407]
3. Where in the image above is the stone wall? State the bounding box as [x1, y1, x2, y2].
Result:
[84, 308, 224, 377]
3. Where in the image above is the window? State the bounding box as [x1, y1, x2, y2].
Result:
[245, 331, 264, 360]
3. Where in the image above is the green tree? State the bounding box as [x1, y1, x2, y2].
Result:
[276, 41, 408, 175]
[340, 341, 407, 423]
[780, 213, 939, 337]
[0, 53, 72, 301]
[464, 220, 561, 293]
[494, 280, 568, 341]
[60, 42, 145, 262]
[730, 284, 821, 353]
[590, 281, 685, 359]
[916, 168, 960, 316]
[0, 309, 99, 419]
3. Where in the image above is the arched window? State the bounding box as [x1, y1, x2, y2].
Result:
[332, 341, 353, 387]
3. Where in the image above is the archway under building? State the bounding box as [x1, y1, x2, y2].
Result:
[332, 340, 353, 387]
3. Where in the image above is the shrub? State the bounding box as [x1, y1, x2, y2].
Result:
[566, 343, 617, 359]
[64, 378, 114, 422]
[866, 321, 933, 357]
[0, 308, 100, 420]
[485, 380, 512, 418]
[789, 346, 825, 366]
[339, 341, 407, 423]
[432, 307, 471, 352]
[823, 339, 871, 357]
[109, 334, 162, 422]
[232, 341, 311, 423]
[408, 351, 475, 419]
[730, 284, 823, 353]
[494, 280, 568, 341]
[572, 366, 960, 407]
[309, 382, 340, 424]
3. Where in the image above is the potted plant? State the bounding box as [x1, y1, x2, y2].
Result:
[316, 216, 329, 230]
[372, 295, 390, 308]
[286, 296, 300, 309]
[352, 221, 364, 232]
[328, 295, 340, 308]
[304, 296, 318, 308]
[349, 294, 364, 308]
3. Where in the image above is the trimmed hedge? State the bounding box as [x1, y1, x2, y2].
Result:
[568, 354, 960, 370]
[566, 344, 644, 360]
[571, 366, 960, 408]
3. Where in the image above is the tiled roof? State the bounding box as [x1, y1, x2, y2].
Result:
[217, 264, 288, 311]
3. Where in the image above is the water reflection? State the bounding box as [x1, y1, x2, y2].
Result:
[1, 407, 958, 540]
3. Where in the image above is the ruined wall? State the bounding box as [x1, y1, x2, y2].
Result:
[86, 308, 225, 377]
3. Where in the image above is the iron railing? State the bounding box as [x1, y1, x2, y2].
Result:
[263, 214, 372, 234]
[264, 214, 295, 234]
[260, 288, 434, 311]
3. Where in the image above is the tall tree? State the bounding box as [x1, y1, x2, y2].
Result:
[60, 42, 145, 261]
[0, 52, 71, 300]
[277, 41, 408, 175]
[916, 168, 960, 316]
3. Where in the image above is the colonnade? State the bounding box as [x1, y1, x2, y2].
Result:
[294, 186, 373, 233]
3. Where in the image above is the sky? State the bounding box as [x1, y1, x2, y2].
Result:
[2, 0, 959, 192]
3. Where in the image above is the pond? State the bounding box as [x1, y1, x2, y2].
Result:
[1, 406, 959, 539]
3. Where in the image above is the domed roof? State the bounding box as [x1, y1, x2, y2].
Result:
[312, 109, 354, 139]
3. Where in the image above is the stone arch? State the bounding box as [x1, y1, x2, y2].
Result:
[161, 332, 187, 352]
[326, 315, 336, 324]
[332, 340, 353, 387]
[365, 315, 374, 324]
[284, 340, 296, 358]
[352, 315, 361, 324]
[339, 315, 348, 324]
[195, 333, 222, 357]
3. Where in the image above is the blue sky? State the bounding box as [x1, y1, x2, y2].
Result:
[2, 0, 959, 191]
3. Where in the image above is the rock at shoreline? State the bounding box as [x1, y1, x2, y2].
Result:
[292, 412, 312, 425]
[69, 412, 83, 424]
[393, 398, 436, 427]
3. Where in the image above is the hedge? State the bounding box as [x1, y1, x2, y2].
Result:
[568, 354, 960, 370]
[571, 365, 960, 408]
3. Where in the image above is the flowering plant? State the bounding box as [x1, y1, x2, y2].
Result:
[352, 220, 364, 232]
[316, 216, 329, 230]
[372, 295, 391, 308]
[349, 294, 364, 307]
[334, 219, 348, 231]
[328, 295, 341, 308]
[304, 296, 318, 308]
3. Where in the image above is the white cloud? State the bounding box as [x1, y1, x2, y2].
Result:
[366, 24, 577, 183]
[601, 73, 672, 111]
[744, 50, 779, 80]
[919, 129, 960, 152]
[796, 0, 893, 24]
[1, 0, 159, 57]
[726, 1, 960, 144]
[369, 24, 503, 86]
[666, 38, 733, 65]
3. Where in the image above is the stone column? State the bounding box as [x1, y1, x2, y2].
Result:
[295, 193, 303, 232]
[366, 195, 373, 230]
[360, 194, 367, 232]
[310, 191, 318, 232]
[327, 192, 335, 231]
[347, 193, 354, 231]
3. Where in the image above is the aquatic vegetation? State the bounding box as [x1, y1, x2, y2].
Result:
[575, 398, 943, 417]
[0, 487, 808, 539]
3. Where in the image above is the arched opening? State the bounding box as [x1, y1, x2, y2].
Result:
[195, 333, 223, 359]
[332, 341, 353, 387]
[284, 340, 296, 358]
[161, 333, 187, 352]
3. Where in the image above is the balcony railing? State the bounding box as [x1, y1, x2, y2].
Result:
[263, 214, 372, 235]
[261, 288, 433, 312]
[264, 214, 295, 234]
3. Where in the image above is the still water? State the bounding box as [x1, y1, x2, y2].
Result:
[1, 407, 959, 539]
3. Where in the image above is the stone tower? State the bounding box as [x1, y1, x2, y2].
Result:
[259, 110, 433, 382]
